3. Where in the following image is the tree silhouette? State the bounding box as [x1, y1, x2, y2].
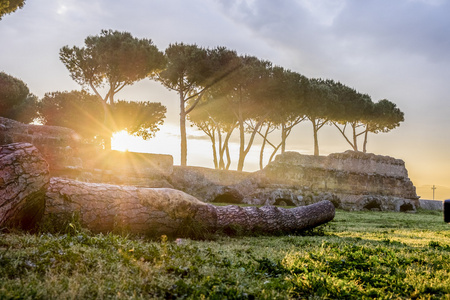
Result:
[40, 91, 166, 144]
[330, 81, 374, 152]
[60, 29, 165, 149]
[188, 93, 237, 169]
[110, 100, 166, 141]
[304, 79, 338, 156]
[0, 72, 38, 123]
[255, 68, 309, 167]
[0, 0, 25, 20]
[362, 99, 404, 152]
[156, 44, 240, 166]
[39, 90, 103, 141]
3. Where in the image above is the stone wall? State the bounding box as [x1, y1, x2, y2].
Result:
[419, 200, 443, 211]
[169, 166, 255, 204]
[72, 149, 173, 187]
[259, 151, 419, 211]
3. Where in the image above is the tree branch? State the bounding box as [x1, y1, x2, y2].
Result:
[332, 122, 355, 149]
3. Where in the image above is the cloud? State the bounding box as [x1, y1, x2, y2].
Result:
[333, 1, 450, 62]
[215, 0, 450, 72]
[296, 0, 347, 27]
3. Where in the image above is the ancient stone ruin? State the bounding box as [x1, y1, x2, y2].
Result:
[260, 151, 419, 211]
[0, 117, 173, 187]
[0, 117, 421, 234]
[1, 142, 334, 235]
[0, 118, 335, 234]
[168, 151, 419, 212]
[0, 117, 419, 213]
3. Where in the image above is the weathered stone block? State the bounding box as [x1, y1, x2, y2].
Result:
[0, 143, 49, 229]
[44, 177, 207, 235]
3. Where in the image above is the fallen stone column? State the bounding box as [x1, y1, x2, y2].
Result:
[44, 177, 335, 236]
[44, 177, 212, 236]
[214, 201, 335, 233]
[0, 143, 49, 229]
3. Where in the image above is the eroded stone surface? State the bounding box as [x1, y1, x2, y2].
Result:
[0, 143, 49, 229]
[261, 151, 419, 211]
[169, 151, 419, 212]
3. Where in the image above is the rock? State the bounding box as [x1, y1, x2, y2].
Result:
[44, 177, 334, 236]
[76, 149, 174, 187]
[0, 143, 49, 229]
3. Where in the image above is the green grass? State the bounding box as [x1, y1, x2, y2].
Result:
[1, 209, 450, 299]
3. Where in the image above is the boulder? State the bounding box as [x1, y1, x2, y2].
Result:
[419, 199, 443, 211]
[0, 143, 49, 229]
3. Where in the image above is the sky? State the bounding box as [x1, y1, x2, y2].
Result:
[1, 0, 449, 200]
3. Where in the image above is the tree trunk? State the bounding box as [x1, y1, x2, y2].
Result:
[237, 119, 263, 171]
[311, 119, 320, 156]
[103, 136, 112, 151]
[268, 144, 281, 164]
[179, 92, 187, 166]
[352, 123, 359, 151]
[281, 123, 287, 153]
[217, 127, 224, 170]
[100, 100, 113, 150]
[363, 128, 369, 153]
[225, 143, 231, 170]
[210, 132, 218, 169]
[259, 125, 270, 170]
[0, 143, 49, 230]
[44, 178, 335, 236]
[218, 125, 235, 170]
[237, 117, 245, 171]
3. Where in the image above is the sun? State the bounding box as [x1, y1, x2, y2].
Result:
[110, 126, 180, 155]
[111, 130, 140, 152]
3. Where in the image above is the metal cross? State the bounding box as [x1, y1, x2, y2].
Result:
[431, 185, 437, 200]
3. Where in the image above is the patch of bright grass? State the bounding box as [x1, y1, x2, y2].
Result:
[1, 209, 449, 299]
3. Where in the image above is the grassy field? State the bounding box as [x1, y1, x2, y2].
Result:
[1, 209, 449, 299]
